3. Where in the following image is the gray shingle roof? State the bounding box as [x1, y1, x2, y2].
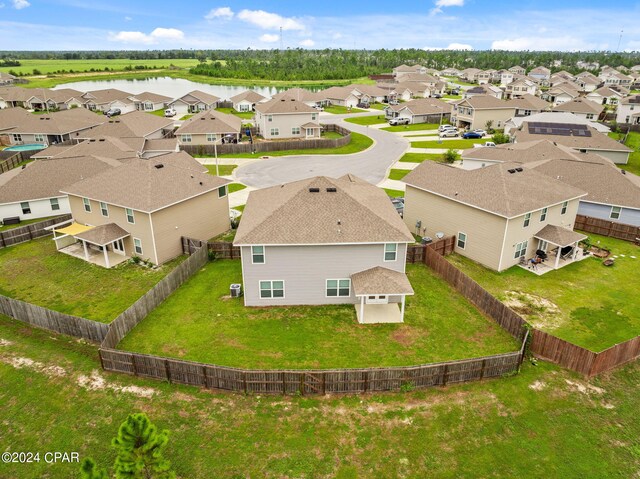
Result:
[255, 98, 316, 115]
[229, 90, 267, 104]
[175, 109, 242, 135]
[75, 223, 130, 246]
[534, 225, 586, 247]
[351, 266, 414, 296]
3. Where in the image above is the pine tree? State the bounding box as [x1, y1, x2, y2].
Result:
[80, 458, 109, 479]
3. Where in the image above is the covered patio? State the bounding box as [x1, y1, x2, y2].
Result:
[351, 266, 414, 324]
[522, 225, 589, 276]
[52, 222, 131, 268]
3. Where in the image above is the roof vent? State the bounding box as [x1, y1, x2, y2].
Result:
[309, 187, 320, 193]
[515, 167, 523, 172]
[326, 187, 337, 192]
[621, 169, 626, 175]
[508, 168, 517, 174]
[154, 164, 164, 169]
[89, 139, 96, 142]
[99, 138, 105, 142]
[199, 181, 203, 185]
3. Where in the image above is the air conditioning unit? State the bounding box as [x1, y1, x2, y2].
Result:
[230, 283, 242, 298]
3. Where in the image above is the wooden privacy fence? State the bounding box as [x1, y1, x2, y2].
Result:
[407, 236, 456, 262]
[0, 148, 44, 173]
[0, 295, 109, 342]
[99, 335, 527, 395]
[181, 237, 240, 259]
[0, 214, 71, 249]
[574, 214, 640, 243]
[101, 243, 208, 349]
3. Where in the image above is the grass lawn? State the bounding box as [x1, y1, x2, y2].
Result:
[447, 233, 640, 352]
[233, 204, 245, 212]
[399, 152, 444, 163]
[210, 229, 237, 242]
[324, 105, 367, 114]
[384, 188, 405, 197]
[179, 114, 194, 120]
[609, 131, 640, 176]
[322, 131, 343, 139]
[205, 164, 237, 176]
[215, 107, 255, 120]
[443, 94, 462, 100]
[381, 123, 439, 132]
[344, 115, 387, 126]
[3, 314, 640, 478]
[0, 58, 199, 75]
[0, 216, 59, 232]
[148, 108, 166, 117]
[388, 169, 410, 180]
[119, 260, 518, 369]
[218, 131, 373, 158]
[412, 138, 487, 149]
[0, 238, 184, 322]
[368, 103, 387, 110]
[228, 183, 246, 193]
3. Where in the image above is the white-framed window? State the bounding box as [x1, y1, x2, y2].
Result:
[561, 201, 568, 215]
[540, 207, 547, 222]
[610, 206, 621, 219]
[586, 113, 594, 120]
[20, 202, 31, 215]
[523, 213, 531, 228]
[100, 201, 109, 217]
[144, 102, 153, 111]
[457, 232, 467, 249]
[180, 134, 192, 143]
[514, 240, 528, 259]
[218, 185, 227, 198]
[384, 243, 398, 261]
[267, 115, 273, 122]
[259, 280, 284, 299]
[50, 198, 60, 211]
[326, 279, 351, 297]
[34, 133, 45, 143]
[291, 127, 301, 135]
[126, 208, 135, 224]
[270, 128, 279, 136]
[206, 133, 217, 142]
[133, 238, 143, 255]
[251, 245, 265, 264]
[83, 197, 91, 213]
[12, 134, 22, 142]
[306, 128, 314, 136]
[311, 113, 317, 121]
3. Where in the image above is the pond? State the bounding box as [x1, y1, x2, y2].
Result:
[51, 77, 287, 100]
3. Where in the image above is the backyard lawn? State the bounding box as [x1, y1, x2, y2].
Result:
[215, 107, 255, 120]
[0, 238, 184, 322]
[0, 216, 59, 232]
[205, 164, 237, 176]
[399, 152, 444, 163]
[344, 115, 387, 126]
[381, 123, 439, 132]
[448, 233, 640, 352]
[388, 169, 410, 180]
[2, 313, 640, 478]
[118, 260, 518, 369]
[324, 105, 367, 114]
[412, 138, 487, 149]
[609, 131, 640, 176]
[228, 183, 246, 193]
[384, 188, 405, 197]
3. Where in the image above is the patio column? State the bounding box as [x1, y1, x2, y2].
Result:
[554, 245, 561, 269]
[400, 295, 406, 323]
[82, 240, 89, 262]
[359, 296, 365, 324]
[103, 246, 110, 268]
[572, 241, 579, 260]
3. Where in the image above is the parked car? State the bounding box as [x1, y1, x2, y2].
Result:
[473, 141, 496, 148]
[472, 129, 487, 136]
[439, 129, 459, 138]
[388, 99, 399, 105]
[438, 124, 457, 132]
[357, 102, 370, 109]
[462, 131, 483, 139]
[390, 198, 404, 217]
[164, 108, 177, 117]
[431, 93, 442, 99]
[105, 108, 121, 118]
[389, 117, 410, 126]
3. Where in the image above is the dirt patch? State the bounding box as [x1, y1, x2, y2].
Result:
[77, 370, 157, 398]
[503, 291, 562, 329]
[0, 339, 14, 347]
[391, 326, 417, 347]
[564, 379, 606, 396]
[0, 353, 69, 379]
[529, 380, 546, 391]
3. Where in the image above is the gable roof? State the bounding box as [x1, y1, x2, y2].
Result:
[0, 107, 105, 135]
[589, 86, 623, 97]
[173, 90, 220, 105]
[229, 90, 267, 104]
[507, 94, 550, 111]
[175, 109, 242, 135]
[620, 95, 640, 105]
[35, 136, 140, 160]
[272, 88, 325, 103]
[255, 98, 316, 115]
[552, 98, 603, 115]
[513, 124, 630, 153]
[79, 110, 173, 138]
[129, 91, 172, 103]
[388, 97, 450, 115]
[234, 175, 414, 245]
[458, 95, 514, 110]
[506, 112, 610, 133]
[82, 89, 133, 105]
[351, 266, 414, 296]
[403, 161, 586, 218]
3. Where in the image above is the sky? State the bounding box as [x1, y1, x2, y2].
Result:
[0, 0, 638, 52]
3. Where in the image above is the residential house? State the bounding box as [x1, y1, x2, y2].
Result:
[451, 95, 516, 129]
[476, 70, 495, 85]
[504, 111, 610, 136]
[576, 61, 599, 71]
[464, 85, 504, 99]
[34, 135, 177, 160]
[233, 175, 415, 323]
[26, 88, 85, 111]
[0, 107, 104, 146]
[254, 98, 321, 140]
[175, 109, 242, 146]
[508, 66, 526, 76]
[541, 83, 581, 106]
[168, 90, 220, 116]
[500, 70, 515, 87]
[403, 161, 587, 272]
[393, 64, 427, 78]
[0, 72, 17, 86]
[130, 92, 172, 112]
[508, 94, 550, 117]
[272, 88, 326, 108]
[78, 110, 174, 140]
[574, 71, 601, 92]
[322, 86, 360, 108]
[548, 71, 575, 87]
[529, 66, 551, 81]
[616, 95, 640, 125]
[0, 86, 34, 109]
[57, 153, 230, 267]
[441, 68, 461, 77]
[551, 98, 603, 121]
[631, 65, 640, 73]
[230, 90, 267, 112]
[586, 86, 623, 105]
[599, 69, 633, 89]
[81, 89, 135, 113]
[504, 77, 537, 98]
[385, 98, 451, 124]
[459, 68, 481, 83]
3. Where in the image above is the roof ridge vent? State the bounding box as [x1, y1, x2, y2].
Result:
[309, 187, 320, 193]
[154, 164, 164, 169]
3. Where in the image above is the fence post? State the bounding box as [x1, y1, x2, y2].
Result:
[442, 364, 449, 386]
[299, 374, 304, 395]
[164, 359, 172, 383]
[131, 354, 138, 376]
[202, 366, 209, 389]
[479, 359, 486, 380]
[363, 371, 369, 392]
[321, 372, 326, 395]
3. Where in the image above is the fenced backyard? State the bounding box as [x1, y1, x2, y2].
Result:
[574, 214, 640, 243]
[0, 149, 41, 173]
[0, 214, 71, 248]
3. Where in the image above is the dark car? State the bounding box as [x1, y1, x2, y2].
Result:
[391, 197, 404, 217]
[462, 131, 483, 139]
[356, 102, 370, 108]
[431, 93, 442, 99]
[105, 108, 121, 118]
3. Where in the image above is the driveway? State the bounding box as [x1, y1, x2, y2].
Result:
[235, 112, 409, 189]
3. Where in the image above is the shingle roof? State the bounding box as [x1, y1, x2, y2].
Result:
[80, 110, 173, 138]
[61, 152, 227, 213]
[82, 89, 133, 105]
[513, 124, 631, 152]
[272, 88, 325, 103]
[506, 112, 610, 133]
[388, 98, 450, 115]
[229, 90, 267, 104]
[0, 107, 105, 135]
[0, 86, 33, 102]
[36, 136, 140, 161]
[234, 175, 414, 245]
[403, 162, 587, 218]
[507, 94, 549, 111]
[351, 266, 414, 296]
[175, 109, 242, 135]
[459, 95, 514, 109]
[589, 86, 622, 97]
[129, 91, 172, 103]
[174, 90, 220, 105]
[551, 98, 603, 115]
[74, 223, 130, 246]
[620, 95, 640, 105]
[255, 98, 316, 114]
[534, 225, 586, 247]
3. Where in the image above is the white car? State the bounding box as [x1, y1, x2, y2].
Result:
[388, 117, 410, 126]
[438, 125, 457, 132]
[164, 108, 177, 117]
[439, 129, 459, 138]
[473, 129, 487, 136]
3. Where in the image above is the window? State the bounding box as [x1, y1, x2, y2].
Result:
[561, 201, 568, 215]
[326, 279, 351, 297]
[586, 113, 594, 120]
[610, 206, 621, 219]
[384, 243, 398, 261]
[514, 240, 528, 259]
[259, 280, 284, 299]
[267, 115, 273, 122]
[100, 201, 109, 217]
[540, 207, 547, 222]
[291, 127, 301, 135]
[270, 128, 279, 136]
[133, 238, 143, 255]
[144, 102, 153, 111]
[34, 133, 45, 143]
[12, 134, 22, 143]
[50, 198, 60, 211]
[20, 202, 31, 215]
[457, 232, 467, 249]
[523, 213, 531, 227]
[251, 245, 265, 264]
[125, 208, 135, 224]
[83, 197, 91, 212]
[206, 133, 217, 142]
[311, 113, 317, 121]
[306, 128, 314, 136]
[180, 134, 192, 143]
[218, 185, 227, 198]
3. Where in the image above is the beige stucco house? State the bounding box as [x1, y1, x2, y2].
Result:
[254, 98, 321, 140]
[451, 95, 516, 129]
[168, 90, 220, 116]
[81, 89, 135, 113]
[230, 90, 267, 112]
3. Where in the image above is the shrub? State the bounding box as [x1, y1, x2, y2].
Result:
[442, 148, 461, 164]
[492, 132, 510, 144]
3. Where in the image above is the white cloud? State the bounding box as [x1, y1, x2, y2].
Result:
[491, 36, 593, 51]
[124, 16, 132, 21]
[109, 27, 185, 44]
[12, 0, 30, 9]
[431, 0, 464, 15]
[259, 33, 279, 43]
[300, 39, 315, 47]
[205, 7, 234, 20]
[424, 42, 473, 50]
[237, 9, 304, 31]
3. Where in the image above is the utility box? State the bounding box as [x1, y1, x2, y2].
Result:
[230, 284, 242, 298]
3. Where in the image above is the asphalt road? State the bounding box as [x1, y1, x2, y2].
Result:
[235, 112, 409, 189]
